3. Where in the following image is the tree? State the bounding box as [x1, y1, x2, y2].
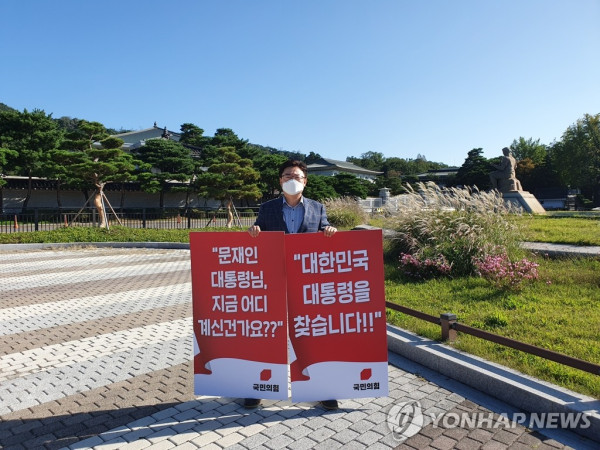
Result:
[0, 109, 63, 208]
[252, 152, 288, 199]
[304, 174, 338, 201]
[305, 151, 322, 164]
[194, 147, 261, 227]
[331, 173, 370, 198]
[510, 137, 547, 166]
[347, 151, 385, 171]
[0, 144, 18, 211]
[455, 148, 491, 189]
[52, 120, 137, 227]
[132, 138, 196, 208]
[550, 113, 600, 206]
[179, 123, 208, 148]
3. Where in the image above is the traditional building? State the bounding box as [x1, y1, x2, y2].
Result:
[307, 158, 382, 181]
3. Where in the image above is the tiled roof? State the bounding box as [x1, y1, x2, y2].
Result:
[307, 158, 383, 175]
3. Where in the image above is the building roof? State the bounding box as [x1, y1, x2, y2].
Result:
[307, 158, 383, 176]
[417, 167, 459, 178]
[111, 123, 181, 150]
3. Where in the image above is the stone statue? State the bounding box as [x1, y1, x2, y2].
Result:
[489, 147, 522, 193]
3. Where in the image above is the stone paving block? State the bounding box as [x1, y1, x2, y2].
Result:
[326, 417, 353, 431]
[329, 427, 360, 444]
[282, 423, 313, 440]
[286, 436, 319, 450]
[214, 431, 246, 447]
[235, 431, 270, 449]
[454, 436, 486, 450]
[312, 439, 344, 449]
[307, 426, 337, 441]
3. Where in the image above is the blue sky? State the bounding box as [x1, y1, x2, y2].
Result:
[2, 0, 599, 166]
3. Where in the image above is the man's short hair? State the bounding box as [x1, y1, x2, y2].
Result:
[279, 160, 307, 178]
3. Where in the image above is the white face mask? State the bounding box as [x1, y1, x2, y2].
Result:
[282, 178, 305, 196]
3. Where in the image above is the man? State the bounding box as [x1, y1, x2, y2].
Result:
[489, 147, 517, 190]
[245, 159, 338, 410]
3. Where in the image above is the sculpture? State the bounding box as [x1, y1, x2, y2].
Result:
[489, 147, 522, 193]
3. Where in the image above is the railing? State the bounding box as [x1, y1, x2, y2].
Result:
[0, 207, 260, 233]
[385, 301, 600, 376]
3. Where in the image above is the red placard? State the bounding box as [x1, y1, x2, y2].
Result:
[190, 231, 288, 399]
[285, 230, 389, 401]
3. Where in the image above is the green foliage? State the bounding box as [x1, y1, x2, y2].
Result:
[455, 148, 491, 189]
[304, 174, 338, 201]
[322, 196, 368, 228]
[510, 137, 547, 166]
[195, 146, 261, 203]
[252, 152, 288, 198]
[54, 120, 137, 190]
[132, 138, 195, 207]
[331, 172, 370, 198]
[550, 113, 600, 206]
[0, 225, 239, 244]
[0, 108, 63, 205]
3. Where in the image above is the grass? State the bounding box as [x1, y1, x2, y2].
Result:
[516, 214, 600, 246]
[1, 215, 599, 398]
[0, 225, 241, 244]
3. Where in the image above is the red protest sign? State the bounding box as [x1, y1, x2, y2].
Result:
[285, 230, 389, 401]
[190, 231, 288, 399]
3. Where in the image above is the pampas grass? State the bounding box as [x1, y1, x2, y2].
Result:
[323, 196, 369, 229]
[383, 182, 524, 276]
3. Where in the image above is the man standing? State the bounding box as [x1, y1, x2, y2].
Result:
[245, 159, 338, 410]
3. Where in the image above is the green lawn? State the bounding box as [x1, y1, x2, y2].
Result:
[516, 213, 600, 246]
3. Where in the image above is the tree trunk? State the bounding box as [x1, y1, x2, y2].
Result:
[23, 173, 33, 210]
[56, 180, 63, 209]
[94, 185, 107, 228]
[120, 183, 126, 210]
[226, 199, 233, 228]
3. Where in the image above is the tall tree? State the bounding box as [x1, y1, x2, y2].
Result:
[132, 138, 196, 208]
[194, 147, 261, 227]
[179, 123, 208, 148]
[510, 137, 547, 166]
[304, 174, 338, 201]
[331, 173, 370, 198]
[53, 120, 137, 227]
[550, 113, 600, 206]
[252, 152, 288, 199]
[347, 151, 385, 171]
[305, 151, 322, 164]
[0, 109, 63, 208]
[455, 148, 491, 189]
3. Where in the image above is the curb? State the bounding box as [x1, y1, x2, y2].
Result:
[387, 324, 600, 442]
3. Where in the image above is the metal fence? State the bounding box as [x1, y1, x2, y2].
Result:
[0, 207, 260, 233]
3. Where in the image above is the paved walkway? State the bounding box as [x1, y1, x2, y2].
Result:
[0, 247, 596, 449]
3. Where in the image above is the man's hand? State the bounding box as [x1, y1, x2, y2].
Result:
[248, 225, 261, 237]
[323, 226, 337, 237]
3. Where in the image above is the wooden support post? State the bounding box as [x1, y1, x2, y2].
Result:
[440, 313, 457, 342]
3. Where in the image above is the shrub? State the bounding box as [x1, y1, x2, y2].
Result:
[398, 252, 452, 280]
[323, 196, 368, 229]
[474, 251, 539, 291]
[385, 182, 524, 278]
